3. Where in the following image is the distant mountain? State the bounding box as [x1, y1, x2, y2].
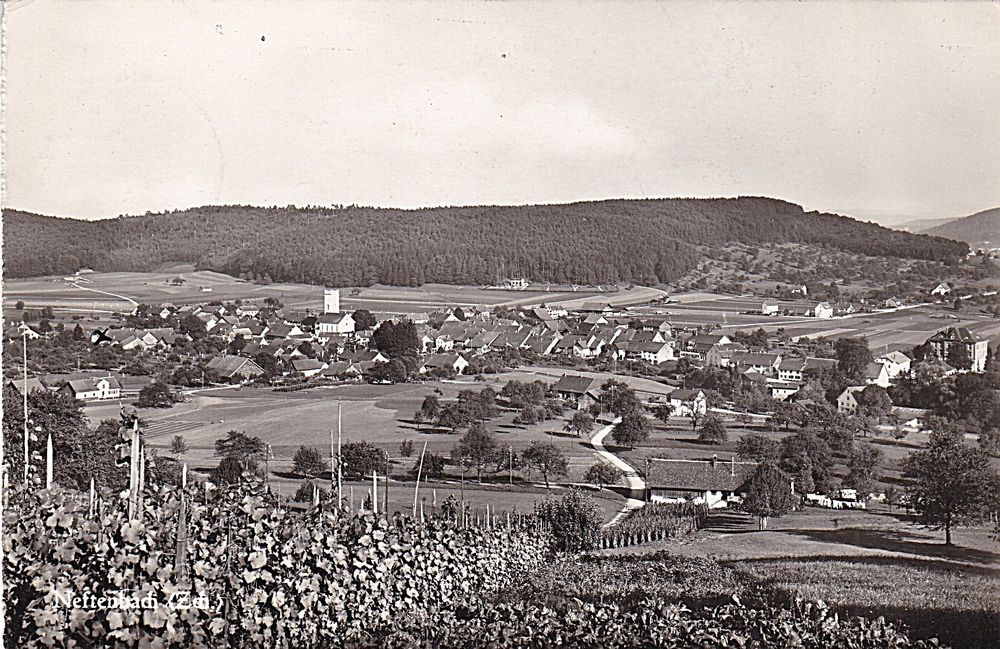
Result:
[893, 216, 959, 233]
[2, 197, 969, 286]
[923, 208, 1000, 245]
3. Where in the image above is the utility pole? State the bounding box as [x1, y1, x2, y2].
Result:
[336, 402, 343, 508]
[22, 331, 29, 483]
[508, 445, 513, 485]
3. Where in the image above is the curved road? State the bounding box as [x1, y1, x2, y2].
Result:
[589, 418, 647, 526]
[70, 280, 139, 311]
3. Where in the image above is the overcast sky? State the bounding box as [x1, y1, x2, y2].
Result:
[3, 0, 999, 223]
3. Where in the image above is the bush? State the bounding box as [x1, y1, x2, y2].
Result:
[293, 480, 329, 502]
[134, 382, 177, 408]
[534, 491, 603, 552]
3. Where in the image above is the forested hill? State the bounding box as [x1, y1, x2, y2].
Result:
[923, 207, 1000, 245]
[3, 197, 968, 286]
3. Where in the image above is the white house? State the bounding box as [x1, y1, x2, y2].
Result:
[761, 301, 780, 315]
[875, 351, 911, 379]
[668, 389, 708, 417]
[316, 312, 356, 335]
[930, 283, 952, 296]
[60, 376, 122, 401]
[864, 362, 892, 388]
[291, 358, 327, 378]
[638, 342, 674, 365]
[420, 353, 470, 375]
[647, 457, 757, 509]
[836, 386, 866, 414]
[813, 302, 834, 319]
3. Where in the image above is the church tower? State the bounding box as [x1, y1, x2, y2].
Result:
[324, 288, 340, 314]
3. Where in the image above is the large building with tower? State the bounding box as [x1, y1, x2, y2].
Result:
[324, 288, 341, 314]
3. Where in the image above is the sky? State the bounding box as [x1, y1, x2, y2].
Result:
[2, 0, 999, 224]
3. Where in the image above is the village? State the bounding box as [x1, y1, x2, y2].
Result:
[5, 273, 997, 517]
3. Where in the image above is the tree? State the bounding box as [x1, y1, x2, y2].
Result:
[652, 403, 674, 424]
[170, 435, 188, 457]
[903, 432, 999, 545]
[210, 456, 248, 485]
[293, 480, 329, 502]
[419, 395, 440, 421]
[451, 422, 498, 482]
[340, 441, 388, 480]
[600, 379, 641, 416]
[610, 411, 651, 448]
[741, 462, 796, 529]
[437, 403, 471, 431]
[845, 442, 883, 497]
[520, 441, 569, 489]
[698, 414, 728, 445]
[214, 430, 267, 470]
[179, 313, 206, 340]
[584, 462, 623, 491]
[135, 382, 177, 408]
[779, 432, 834, 493]
[72, 323, 85, 341]
[564, 411, 595, 438]
[372, 319, 420, 358]
[352, 309, 377, 331]
[857, 385, 893, 420]
[399, 439, 414, 457]
[15, 299, 24, 310]
[736, 433, 778, 462]
[416, 452, 447, 479]
[292, 445, 330, 478]
[534, 491, 603, 552]
[947, 343, 974, 371]
[368, 358, 408, 383]
[834, 337, 874, 380]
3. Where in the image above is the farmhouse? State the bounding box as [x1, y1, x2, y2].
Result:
[925, 327, 990, 372]
[875, 350, 911, 378]
[553, 373, 601, 410]
[930, 283, 952, 296]
[812, 302, 834, 319]
[836, 386, 865, 414]
[761, 300, 780, 315]
[206, 355, 266, 381]
[7, 377, 46, 396]
[60, 376, 121, 401]
[768, 381, 799, 401]
[647, 456, 757, 508]
[637, 341, 674, 365]
[864, 362, 892, 388]
[667, 388, 707, 417]
[421, 353, 470, 375]
[291, 358, 327, 378]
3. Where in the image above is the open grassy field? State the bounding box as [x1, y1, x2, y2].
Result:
[606, 507, 1000, 648]
[80, 372, 628, 519]
[2, 266, 667, 316]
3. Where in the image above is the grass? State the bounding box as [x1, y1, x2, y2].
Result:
[603, 506, 1000, 648]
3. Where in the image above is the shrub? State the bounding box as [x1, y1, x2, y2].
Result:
[535, 491, 603, 552]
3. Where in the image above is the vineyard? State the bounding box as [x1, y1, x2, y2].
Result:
[3, 474, 950, 648]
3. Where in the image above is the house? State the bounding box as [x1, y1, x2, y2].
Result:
[579, 302, 613, 314]
[291, 358, 327, 378]
[930, 283, 952, 297]
[863, 362, 891, 388]
[420, 353, 470, 375]
[875, 350, 911, 379]
[892, 406, 929, 430]
[7, 377, 46, 395]
[776, 358, 807, 383]
[316, 312, 356, 335]
[552, 374, 601, 410]
[583, 314, 609, 326]
[813, 302, 834, 319]
[731, 352, 782, 377]
[761, 300, 780, 316]
[768, 381, 799, 401]
[346, 350, 390, 364]
[705, 342, 749, 368]
[647, 456, 757, 509]
[6, 323, 41, 340]
[206, 355, 266, 381]
[836, 386, 866, 414]
[321, 361, 362, 379]
[925, 327, 990, 372]
[236, 304, 261, 318]
[637, 342, 674, 365]
[60, 376, 121, 401]
[668, 388, 708, 417]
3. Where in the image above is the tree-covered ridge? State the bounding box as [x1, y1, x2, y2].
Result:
[2, 197, 968, 285]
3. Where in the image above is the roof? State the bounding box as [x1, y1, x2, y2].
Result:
[878, 351, 911, 364]
[206, 355, 264, 377]
[64, 376, 121, 393]
[929, 327, 983, 344]
[316, 312, 352, 325]
[669, 388, 703, 401]
[777, 358, 806, 372]
[731, 352, 780, 366]
[553, 373, 597, 395]
[291, 358, 325, 372]
[647, 458, 757, 492]
[803, 357, 837, 371]
[424, 353, 466, 368]
[7, 377, 45, 394]
[864, 362, 888, 379]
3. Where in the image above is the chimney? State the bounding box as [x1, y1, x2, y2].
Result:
[710, 454, 717, 469]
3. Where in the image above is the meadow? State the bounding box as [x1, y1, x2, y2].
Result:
[605, 507, 1000, 648]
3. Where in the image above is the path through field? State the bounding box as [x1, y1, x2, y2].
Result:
[589, 418, 645, 526]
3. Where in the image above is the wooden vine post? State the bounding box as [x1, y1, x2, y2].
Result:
[412, 441, 428, 517]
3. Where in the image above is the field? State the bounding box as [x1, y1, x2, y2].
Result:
[1, 266, 666, 317]
[605, 507, 1000, 648]
[80, 373, 628, 521]
[629, 292, 1000, 352]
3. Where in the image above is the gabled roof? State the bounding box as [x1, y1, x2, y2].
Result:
[878, 350, 911, 364]
[647, 458, 756, 492]
[316, 312, 353, 325]
[207, 355, 264, 377]
[929, 327, 982, 344]
[291, 358, 325, 372]
[64, 376, 122, 393]
[553, 373, 597, 395]
[669, 388, 704, 401]
[803, 357, 837, 371]
[7, 377, 46, 394]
